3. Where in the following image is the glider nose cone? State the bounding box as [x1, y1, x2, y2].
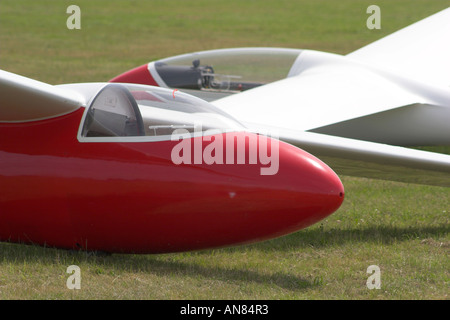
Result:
[263, 141, 344, 234]
[304, 154, 345, 216]
[110, 64, 158, 86]
[295, 147, 344, 205]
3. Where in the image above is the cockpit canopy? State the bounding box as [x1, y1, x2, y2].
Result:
[82, 84, 144, 137]
[152, 48, 303, 100]
[80, 83, 243, 139]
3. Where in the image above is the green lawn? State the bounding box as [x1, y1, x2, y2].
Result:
[0, 0, 449, 300]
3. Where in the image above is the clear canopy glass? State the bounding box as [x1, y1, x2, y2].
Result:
[154, 48, 302, 94]
[81, 83, 244, 139]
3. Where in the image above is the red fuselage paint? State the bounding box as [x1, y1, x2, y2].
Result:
[0, 108, 344, 253]
[110, 64, 158, 86]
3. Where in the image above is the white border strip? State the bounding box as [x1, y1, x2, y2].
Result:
[148, 61, 168, 88]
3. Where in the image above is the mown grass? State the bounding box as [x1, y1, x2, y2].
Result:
[0, 0, 449, 300]
[0, 175, 448, 299]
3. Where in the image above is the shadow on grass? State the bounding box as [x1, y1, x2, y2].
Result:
[0, 224, 447, 292]
[0, 242, 313, 292]
[245, 224, 450, 252]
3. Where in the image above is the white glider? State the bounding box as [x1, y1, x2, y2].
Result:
[110, 7, 450, 187]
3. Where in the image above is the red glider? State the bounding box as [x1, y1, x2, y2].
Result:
[0, 70, 344, 254]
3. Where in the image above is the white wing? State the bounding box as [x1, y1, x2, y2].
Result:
[210, 9, 450, 146]
[213, 51, 422, 131]
[210, 9, 450, 186]
[212, 49, 450, 146]
[0, 69, 85, 122]
[278, 129, 450, 187]
[348, 7, 450, 87]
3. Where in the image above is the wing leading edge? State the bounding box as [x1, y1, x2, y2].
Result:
[348, 7, 450, 87]
[274, 128, 450, 187]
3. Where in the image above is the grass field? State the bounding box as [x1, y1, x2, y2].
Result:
[0, 0, 449, 300]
